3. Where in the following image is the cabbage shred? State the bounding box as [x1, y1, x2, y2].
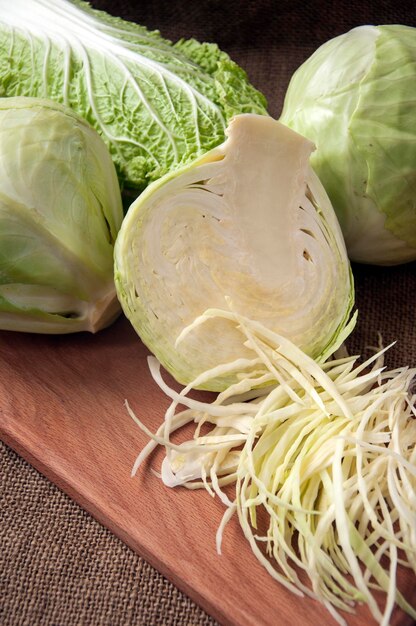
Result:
[129, 308, 416, 625]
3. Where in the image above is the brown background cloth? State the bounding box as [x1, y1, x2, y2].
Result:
[1, 1, 416, 625]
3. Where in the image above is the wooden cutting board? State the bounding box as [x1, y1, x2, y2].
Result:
[0, 315, 414, 626]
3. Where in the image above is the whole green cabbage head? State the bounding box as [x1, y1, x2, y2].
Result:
[281, 25, 416, 266]
[0, 97, 124, 333]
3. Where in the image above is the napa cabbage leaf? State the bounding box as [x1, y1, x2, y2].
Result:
[0, 0, 267, 190]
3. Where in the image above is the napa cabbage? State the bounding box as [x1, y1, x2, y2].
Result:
[0, 0, 267, 190]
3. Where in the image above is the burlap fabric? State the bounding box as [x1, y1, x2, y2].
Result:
[1, 1, 415, 625]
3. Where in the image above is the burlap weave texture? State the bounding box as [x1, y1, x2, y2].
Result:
[1, 1, 415, 625]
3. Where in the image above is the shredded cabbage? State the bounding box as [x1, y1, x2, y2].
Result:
[128, 308, 416, 625]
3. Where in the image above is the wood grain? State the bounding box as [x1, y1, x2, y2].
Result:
[0, 315, 414, 626]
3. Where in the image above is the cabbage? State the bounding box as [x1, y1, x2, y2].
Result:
[129, 317, 416, 626]
[0, 97, 123, 333]
[0, 0, 267, 190]
[114, 114, 355, 391]
[280, 25, 416, 266]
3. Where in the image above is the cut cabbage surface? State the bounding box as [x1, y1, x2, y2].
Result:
[115, 114, 354, 390]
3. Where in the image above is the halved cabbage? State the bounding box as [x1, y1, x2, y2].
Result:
[114, 114, 355, 390]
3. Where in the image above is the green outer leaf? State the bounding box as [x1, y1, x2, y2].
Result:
[350, 26, 416, 249]
[0, 291, 92, 333]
